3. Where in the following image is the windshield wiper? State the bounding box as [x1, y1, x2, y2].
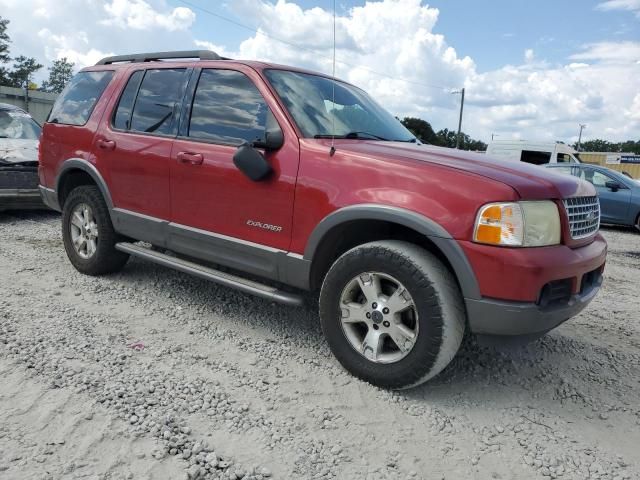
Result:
[313, 131, 389, 141]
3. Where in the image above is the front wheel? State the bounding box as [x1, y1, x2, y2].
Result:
[62, 185, 129, 275]
[319, 240, 465, 389]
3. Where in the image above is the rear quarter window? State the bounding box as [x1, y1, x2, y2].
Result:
[47, 71, 114, 126]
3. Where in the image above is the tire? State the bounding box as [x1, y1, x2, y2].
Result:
[319, 240, 465, 389]
[62, 185, 129, 275]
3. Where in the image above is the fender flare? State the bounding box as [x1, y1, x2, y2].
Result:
[56, 158, 114, 210]
[303, 204, 481, 300]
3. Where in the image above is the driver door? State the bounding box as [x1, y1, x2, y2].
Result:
[168, 66, 299, 279]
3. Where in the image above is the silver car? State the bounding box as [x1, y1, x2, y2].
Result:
[0, 103, 44, 211]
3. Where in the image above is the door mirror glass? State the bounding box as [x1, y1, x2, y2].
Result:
[233, 145, 272, 181]
[605, 180, 621, 192]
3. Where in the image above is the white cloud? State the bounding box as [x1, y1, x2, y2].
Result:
[211, 0, 639, 143]
[0, 0, 197, 72]
[1, 0, 638, 143]
[570, 41, 640, 63]
[524, 49, 535, 63]
[596, 0, 640, 17]
[102, 0, 195, 31]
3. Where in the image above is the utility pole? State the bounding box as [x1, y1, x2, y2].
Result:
[577, 124, 586, 151]
[491, 133, 498, 141]
[454, 88, 465, 149]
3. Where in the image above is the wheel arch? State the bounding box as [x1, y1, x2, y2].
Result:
[56, 159, 114, 211]
[304, 204, 481, 300]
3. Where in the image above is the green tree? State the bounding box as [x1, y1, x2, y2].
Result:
[7, 55, 43, 89]
[618, 140, 640, 155]
[41, 57, 75, 93]
[573, 139, 640, 155]
[401, 115, 486, 151]
[575, 139, 616, 152]
[0, 16, 11, 85]
[400, 117, 438, 144]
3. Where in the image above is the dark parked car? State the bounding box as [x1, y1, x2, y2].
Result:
[546, 163, 640, 230]
[0, 103, 44, 211]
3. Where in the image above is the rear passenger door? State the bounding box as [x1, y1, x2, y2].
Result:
[168, 67, 299, 279]
[96, 67, 191, 244]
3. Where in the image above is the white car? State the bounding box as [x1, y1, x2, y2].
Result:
[0, 103, 44, 211]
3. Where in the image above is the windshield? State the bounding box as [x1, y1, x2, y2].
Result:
[264, 69, 415, 142]
[0, 109, 41, 140]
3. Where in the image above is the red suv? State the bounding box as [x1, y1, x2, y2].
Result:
[39, 51, 607, 389]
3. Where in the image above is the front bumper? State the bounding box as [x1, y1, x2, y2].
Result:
[0, 189, 45, 211]
[462, 234, 607, 336]
[0, 166, 46, 211]
[465, 273, 601, 336]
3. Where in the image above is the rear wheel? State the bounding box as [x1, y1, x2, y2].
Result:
[319, 240, 465, 389]
[62, 185, 129, 275]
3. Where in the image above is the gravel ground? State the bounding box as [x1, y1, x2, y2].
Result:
[1, 210, 639, 480]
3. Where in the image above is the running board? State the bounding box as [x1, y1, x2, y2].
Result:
[115, 242, 304, 307]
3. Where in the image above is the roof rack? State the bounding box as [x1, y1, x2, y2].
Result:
[95, 50, 225, 66]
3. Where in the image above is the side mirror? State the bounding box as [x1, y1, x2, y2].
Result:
[233, 144, 272, 181]
[252, 110, 284, 151]
[605, 180, 621, 192]
[252, 127, 284, 151]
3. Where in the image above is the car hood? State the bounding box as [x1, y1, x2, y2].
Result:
[333, 141, 594, 199]
[0, 138, 39, 165]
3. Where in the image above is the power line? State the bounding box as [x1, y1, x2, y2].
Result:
[176, 0, 456, 92]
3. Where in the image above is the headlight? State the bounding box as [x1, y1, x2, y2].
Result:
[474, 201, 561, 247]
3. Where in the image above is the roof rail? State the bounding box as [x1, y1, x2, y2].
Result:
[95, 50, 224, 66]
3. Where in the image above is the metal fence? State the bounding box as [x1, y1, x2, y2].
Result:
[0, 86, 57, 125]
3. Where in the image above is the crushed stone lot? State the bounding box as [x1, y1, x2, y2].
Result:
[1, 211, 639, 480]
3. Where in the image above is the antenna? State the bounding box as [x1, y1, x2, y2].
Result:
[330, 0, 336, 156]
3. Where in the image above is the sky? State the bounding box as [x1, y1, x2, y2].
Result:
[0, 0, 638, 144]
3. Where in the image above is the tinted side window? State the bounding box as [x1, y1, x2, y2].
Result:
[113, 70, 144, 130]
[521, 150, 551, 165]
[130, 69, 188, 135]
[189, 69, 268, 145]
[48, 71, 114, 125]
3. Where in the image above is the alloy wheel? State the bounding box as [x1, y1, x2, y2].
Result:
[339, 272, 419, 364]
[69, 203, 99, 259]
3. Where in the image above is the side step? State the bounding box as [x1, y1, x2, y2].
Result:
[115, 242, 304, 307]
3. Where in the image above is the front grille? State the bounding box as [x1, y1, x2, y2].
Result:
[0, 168, 39, 189]
[563, 196, 600, 240]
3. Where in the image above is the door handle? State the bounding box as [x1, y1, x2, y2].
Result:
[97, 139, 116, 151]
[177, 152, 204, 165]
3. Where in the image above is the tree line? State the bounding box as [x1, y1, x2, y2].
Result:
[400, 117, 487, 151]
[575, 139, 640, 155]
[1, 16, 74, 93]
